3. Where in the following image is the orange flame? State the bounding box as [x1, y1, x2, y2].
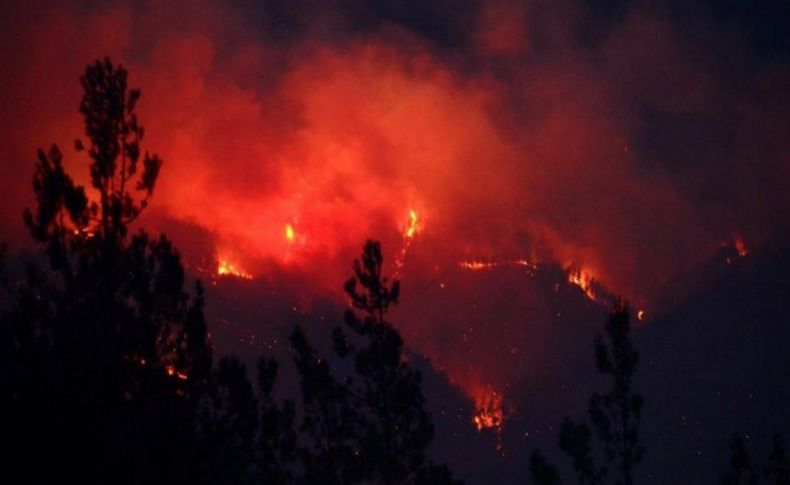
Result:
[471, 387, 504, 432]
[459, 259, 537, 271]
[734, 235, 748, 257]
[285, 223, 296, 243]
[165, 365, 188, 381]
[567, 266, 597, 301]
[217, 259, 253, 279]
[405, 209, 420, 239]
[394, 209, 422, 277]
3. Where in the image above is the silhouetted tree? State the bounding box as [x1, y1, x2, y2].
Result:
[2, 56, 459, 485]
[531, 303, 644, 485]
[338, 240, 434, 484]
[200, 356, 259, 484]
[767, 436, 790, 485]
[191, 352, 296, 485]
[722, 434, 790, 485]
[292, 240, 460, 484]
[530, 450, 562, 485]
[0, 58, 213, 484]
[722, 434, 760, 485]
[291, 324, 364, 484]
[256, 356, 298, 484]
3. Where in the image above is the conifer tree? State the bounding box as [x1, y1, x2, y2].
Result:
[1, 58, 210, 484]
[531, 303, 644, 485]
[292, 240, 459, 484]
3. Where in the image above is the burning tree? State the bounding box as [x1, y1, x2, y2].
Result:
[530, 303, 644, 485]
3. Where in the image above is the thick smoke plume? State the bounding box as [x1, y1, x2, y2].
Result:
[2, 0, 788, 425]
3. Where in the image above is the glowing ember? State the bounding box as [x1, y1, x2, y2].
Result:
[566, 266, 598, 301]
[458, 259, 538, 271]
[637, 309, 645, 321]
[285, 223, 296, 243]
[165, 365, 188, 380]
[394, 209, 423, 277]
[405, 209, 420, 239]
[734, 235, 748, 257]
[459, 260, 493, 271]
[472, 388, 504, 432]
[217, 259, 253, 279]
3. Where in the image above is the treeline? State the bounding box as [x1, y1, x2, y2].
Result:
[2, 58, 788, 485]
[0, 59, 458, 485]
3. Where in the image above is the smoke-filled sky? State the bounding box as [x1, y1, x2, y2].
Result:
[1, 0, 789, 468]
[3, 0, 788, 293]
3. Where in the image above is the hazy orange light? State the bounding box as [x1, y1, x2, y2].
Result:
[217, 259, 252, 279]
[567, 266, 597, 302]
[405, 210, 419, 238]
[394, 209, 423, 277]
[459, 260, 494, 271]
[459, 259, 537, 271]
[734, 235, 748, 257]
[471, 387, 504, 432]
[285, 223, 295, 243]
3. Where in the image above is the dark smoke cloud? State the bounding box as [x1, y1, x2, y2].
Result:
[1, 1, 788, 460]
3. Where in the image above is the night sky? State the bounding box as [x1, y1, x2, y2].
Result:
[1, 0, 789, 483]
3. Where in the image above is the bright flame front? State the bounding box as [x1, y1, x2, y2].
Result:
[217, 259, 252, 279]
[472, 387, 504, 432]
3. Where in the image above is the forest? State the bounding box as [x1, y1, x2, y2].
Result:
[2, 58, 789, 485]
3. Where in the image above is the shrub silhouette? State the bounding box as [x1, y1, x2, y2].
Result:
[1, 58, 295, 485]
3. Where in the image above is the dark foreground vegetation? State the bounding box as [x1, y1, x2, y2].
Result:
[0, 59, 457, 485]
[1, 59, 787, 485]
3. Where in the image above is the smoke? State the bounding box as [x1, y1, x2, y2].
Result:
[2, 0, 789, 429]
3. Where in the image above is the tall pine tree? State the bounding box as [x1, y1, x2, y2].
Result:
[292, 241, 459, 484]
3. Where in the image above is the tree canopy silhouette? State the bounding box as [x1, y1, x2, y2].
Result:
[1, 58, 212, 484]
[721, 433, 790, 485]
[0, 58, 300, 485]
[1, 57, 459, 485]
[530, 303, 644, 485]
[291, 240, 460, 485]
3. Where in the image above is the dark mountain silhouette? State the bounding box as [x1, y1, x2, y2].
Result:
[635, 241, 790, 483]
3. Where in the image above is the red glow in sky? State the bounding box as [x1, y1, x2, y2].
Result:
[1, 0, 788, 435]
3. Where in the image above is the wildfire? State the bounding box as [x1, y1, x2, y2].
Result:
[405, 209, 420, 239]
[394, 209, 422, 277]
[165, 365, 188, 381]
[459, 260, 493, 271]
[472, 387, 504, 432]
[566, 266, 597, 302]
[217, 259, 253, 279]
[734, 235, 748, 257]
[470, 386, 506, 452]
[459, 259, 537, 272]
[285, 223, 296, 243]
